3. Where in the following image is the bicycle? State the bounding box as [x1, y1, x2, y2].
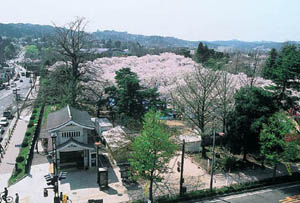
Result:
[0, 192, 13, 203]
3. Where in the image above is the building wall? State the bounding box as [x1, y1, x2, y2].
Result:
[186, 141, 201, 152]
[57, 125, 86, 145]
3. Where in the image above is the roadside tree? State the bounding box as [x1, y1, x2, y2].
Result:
[260, 111, 299, 179]
[53, 17, 91, 106]
[129, 110, 176, 202]
[171, 65, 221, 158]
[215, 70, 235, 134]
[226, 86, 279, 160]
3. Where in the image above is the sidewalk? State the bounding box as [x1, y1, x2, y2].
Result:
[0, 79, 39, 189]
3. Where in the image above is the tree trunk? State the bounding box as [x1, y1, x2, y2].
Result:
[201, 145, 207, 159]
[149, 175, 153, 202]
[222, 118, 226, 134]
[243, 150, 247, 161]
[201, 137, 207, 158]
[71, 80, 77, 106]
[273, 162, 277, 182]
[261, 159, 265, 169]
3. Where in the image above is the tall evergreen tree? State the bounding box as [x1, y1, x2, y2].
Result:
[263, 44, 300, 109]
[262, 48, 278, 79]
[226, 87, 279, 160]
[107, 68, 161, 120]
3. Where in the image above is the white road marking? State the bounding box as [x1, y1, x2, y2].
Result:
[208, 184, 300, 202]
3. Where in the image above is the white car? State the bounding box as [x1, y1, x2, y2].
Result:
[0, 117, 8, 127]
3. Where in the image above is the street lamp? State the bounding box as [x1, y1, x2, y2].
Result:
[51, 132, 60, 203]
[94, 142, 108, 190]
[94, 142, 101, 184]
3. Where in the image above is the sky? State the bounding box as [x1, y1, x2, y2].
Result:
[0, 0, 299, 42]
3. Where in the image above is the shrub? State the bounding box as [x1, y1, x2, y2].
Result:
[25, 131, 32, 137]
[32, 109, 37, 114]
[16, 156, 24, 163]
[28, 121, 34, 128]
[218, 155, 237, 172]
[21, 141, 28, 148]
[30, 115, 35, 120]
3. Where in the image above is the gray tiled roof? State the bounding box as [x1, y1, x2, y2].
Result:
[47, 105, 95, 131]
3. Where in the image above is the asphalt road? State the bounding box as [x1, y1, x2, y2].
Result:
[0, 62, 31, 137]
[196, 183, 300, 203]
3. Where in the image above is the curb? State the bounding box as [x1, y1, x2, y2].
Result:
[8, 173, 28, 187]
[180, 180, 300, 203]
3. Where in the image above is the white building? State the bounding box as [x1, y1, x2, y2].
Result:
[179, 133, 202, 153]
[93, 117, 113, 135]
[47, 105, 104, 169]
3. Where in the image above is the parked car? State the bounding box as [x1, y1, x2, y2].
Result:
[20, 79, 23, 82]
[0, 126, 4, 134]
[0, 117, 8, 127]
[3, 111, 13, 119]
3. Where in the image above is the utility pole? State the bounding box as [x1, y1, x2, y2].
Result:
[12, 88, 20, 119]
[179, 139, 185, 196]
[210, 120, 216, 191]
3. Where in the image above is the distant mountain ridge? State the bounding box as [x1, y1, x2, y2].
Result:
[0, 23, 54, 38]
[0, 23, 298, 51]
[93, 30, 200, 48]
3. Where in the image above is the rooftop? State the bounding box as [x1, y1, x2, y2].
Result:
[47, 105, 95, 131]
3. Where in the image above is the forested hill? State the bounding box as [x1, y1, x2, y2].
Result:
[93, 30, 200, 48]
[0, 23, 54, 38]
[0, 23, 298, 50]
[210, 40, 284, 50]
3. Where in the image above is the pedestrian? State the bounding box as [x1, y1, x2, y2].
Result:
[0, 143, 3, 158]
[2, 187, 8, 202]
[15, 193, 19, 203]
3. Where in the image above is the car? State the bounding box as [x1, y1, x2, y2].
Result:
[3, 111, 13, 119]
[0, 117, 8, 127]
[0, 126, 4, 134]
[29, 79, 32, 83]
[5, 86, 10, 90]
[20, 79, 23, 82]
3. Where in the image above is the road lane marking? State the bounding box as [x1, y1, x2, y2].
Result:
[208, 184, 300, 202]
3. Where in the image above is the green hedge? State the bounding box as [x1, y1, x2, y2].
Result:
[16, 156, 24, 163]
[133, 173, 300, 203]
[8, 105, 42, 185]
[154, 173, 300, 203]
